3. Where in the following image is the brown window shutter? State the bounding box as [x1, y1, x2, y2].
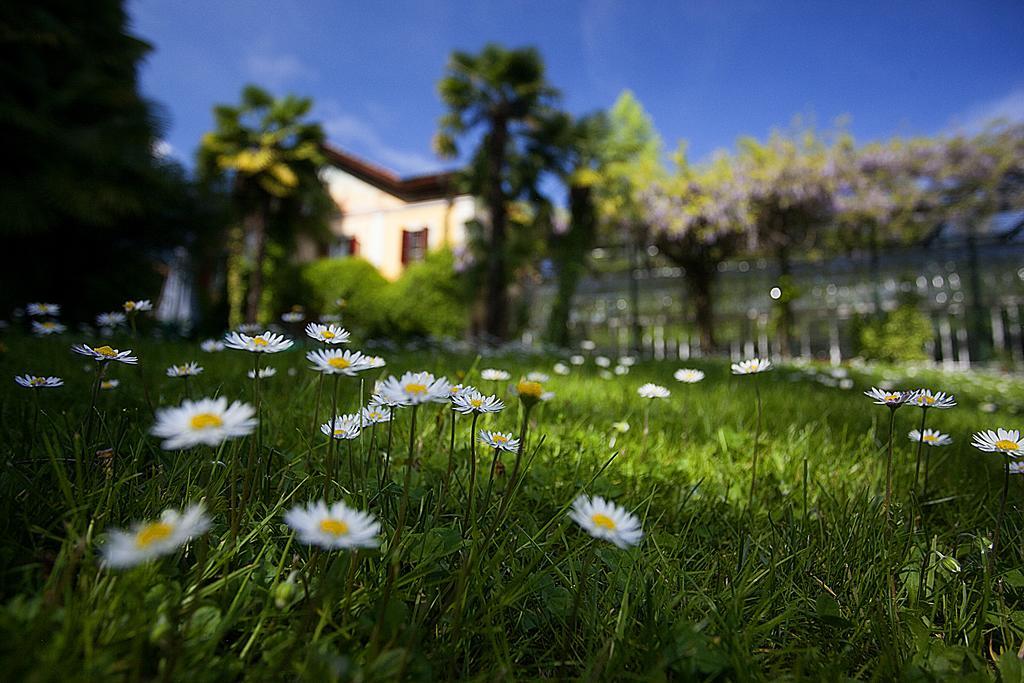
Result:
[349, 236, 358, 256]
[401, 229, 410, 265]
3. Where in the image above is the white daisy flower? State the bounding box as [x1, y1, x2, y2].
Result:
[674, 368, 705, 383]
[479, 430, 520, 452]
[305, 322, 350, 345]
[224, 331, 293, 354]
[237, 322, 263, 334]
[908, 429, 952, 447]
[319, 313, 341, 323]
[122, 299, 152, 313]
[247, 367, 277, 379]
[284, 500, 381, 550]
[72, 344, 138, 364]
[360, 405, 392, 426]
[15, 374, 63, 388]
[553, 362, 570, 376]
[618, 356, 636, 367]
[281, 310, 305, 323]
[321, 414, 361, 440]
[526, 371, 550, 383]
[864, 387, 912, 408]
[971, 429, 1024, 456]
[166, 362, 203, 378]
[200, 339, 225, 352]
[580, 340, 596, 351]
[449, 383, 472, 398]
[452, 389, 505, 414]
[377, 371, 451, 406]
[569, 355, 585, 366]
[614, 365, 629, 376]
[612, 421, 630, 434]
[150, 397, 257, 450]
[568, 495, 643, 549]
[365, 356, 386, 369]
[96, 312, 127, 328]
[481, 368, 511, 381]
[731, 358, 772, 375]
[1010, 461, 1024, 475]
[906, 389, 957, 410]
[306, 348, 371, 375]
[595, 356, 611, 368]
[27, 303, 60, 316]
[32, 320, 66, 336]
[637, 383, 670, 399]
[101, 379, 120, 390]
[101, 505, 211, 569]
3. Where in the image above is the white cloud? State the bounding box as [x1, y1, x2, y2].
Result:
[242, 52, 315, 89]
[320, 109, 441, 176]
[946, 85, 1024, 134]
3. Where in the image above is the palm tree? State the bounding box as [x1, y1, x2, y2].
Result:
[545, 112, 608, 347]
[198, 85, 327, 324]
[435, 44, 560, 340]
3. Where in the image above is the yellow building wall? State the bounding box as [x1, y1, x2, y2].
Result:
[322, 167, 476, 280]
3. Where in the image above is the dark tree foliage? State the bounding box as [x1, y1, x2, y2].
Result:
[0, 0, 205, 318]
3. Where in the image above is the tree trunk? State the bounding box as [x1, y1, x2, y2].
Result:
[546, 184, 594, 347]
[775, 246, 794, 358]
[483, 120, 509, 341]
[684, 265, 716, 352]
[629, 233, 642, 354]
[243, 203, 268, 325]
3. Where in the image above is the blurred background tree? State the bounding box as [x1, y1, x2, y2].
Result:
[0, 0, 219, 318]
[198, 86, 332, 326]
[435, 43, 561, 341]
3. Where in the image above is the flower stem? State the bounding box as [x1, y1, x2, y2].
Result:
[325, 373, 341, 492]
[990, 458, 1010, 574]
[884, 408, 895, 520]
[391, 405, 418, 552]
[465, 413, 480, 536]
[747, 380, 763, 511]
[912, 408, 928, 497]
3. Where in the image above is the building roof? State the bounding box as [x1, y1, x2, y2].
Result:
[322, 144, 463, 202]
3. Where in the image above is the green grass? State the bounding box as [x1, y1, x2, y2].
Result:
[1, 332, 1023, 681]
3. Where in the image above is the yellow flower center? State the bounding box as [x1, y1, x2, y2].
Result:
[42, 322, 56, 329]
[994, 439, 1019, 451]
[749, 362, 759, 371]
[470, 398, 483, 407]
[492, 434, 508, 443]
[177, 365, 188, 373]
[321, 330, 335, 339]
[319, 518, 349, 536]
[101, 381, 116, 389]
[516, 381, 543, 398]
[124, 301, 136, 311]
[135, 522, 174, 548]
[884, 393, 900, 401]
[922, 434, 938, 443]
[405, 383, 427, 394]
[30, 378, 45, 386]
[328, 357, 350, 369]
[190, 413, 223, 430]
[94, 345, 117, 358]
[252, 336, 269, 346]
[924, 395, 936, 404]
[591, 513, 616, 530]
[333, 428, 346, 436]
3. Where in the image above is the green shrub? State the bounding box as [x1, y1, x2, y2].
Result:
[301, 257, 390, 334]
[859, 304, 934, 363]
[383, 249, 471, 338]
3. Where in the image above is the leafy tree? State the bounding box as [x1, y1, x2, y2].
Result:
[591, 91, 664, 351]
[435, 44, 561, 340]
[198, 86, 330, 325]
[0, 0, 207, 317]
[645, 149, 748, 351]
[735, 130, 836, 356]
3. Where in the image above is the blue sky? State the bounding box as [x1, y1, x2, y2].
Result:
[131, 0, 1024, 176]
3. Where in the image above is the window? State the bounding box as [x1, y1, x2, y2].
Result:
[401, 226, 429, 265]
[330, 236, 358, 259]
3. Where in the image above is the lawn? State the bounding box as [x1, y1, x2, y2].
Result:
[0, 332, 1022, 681]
